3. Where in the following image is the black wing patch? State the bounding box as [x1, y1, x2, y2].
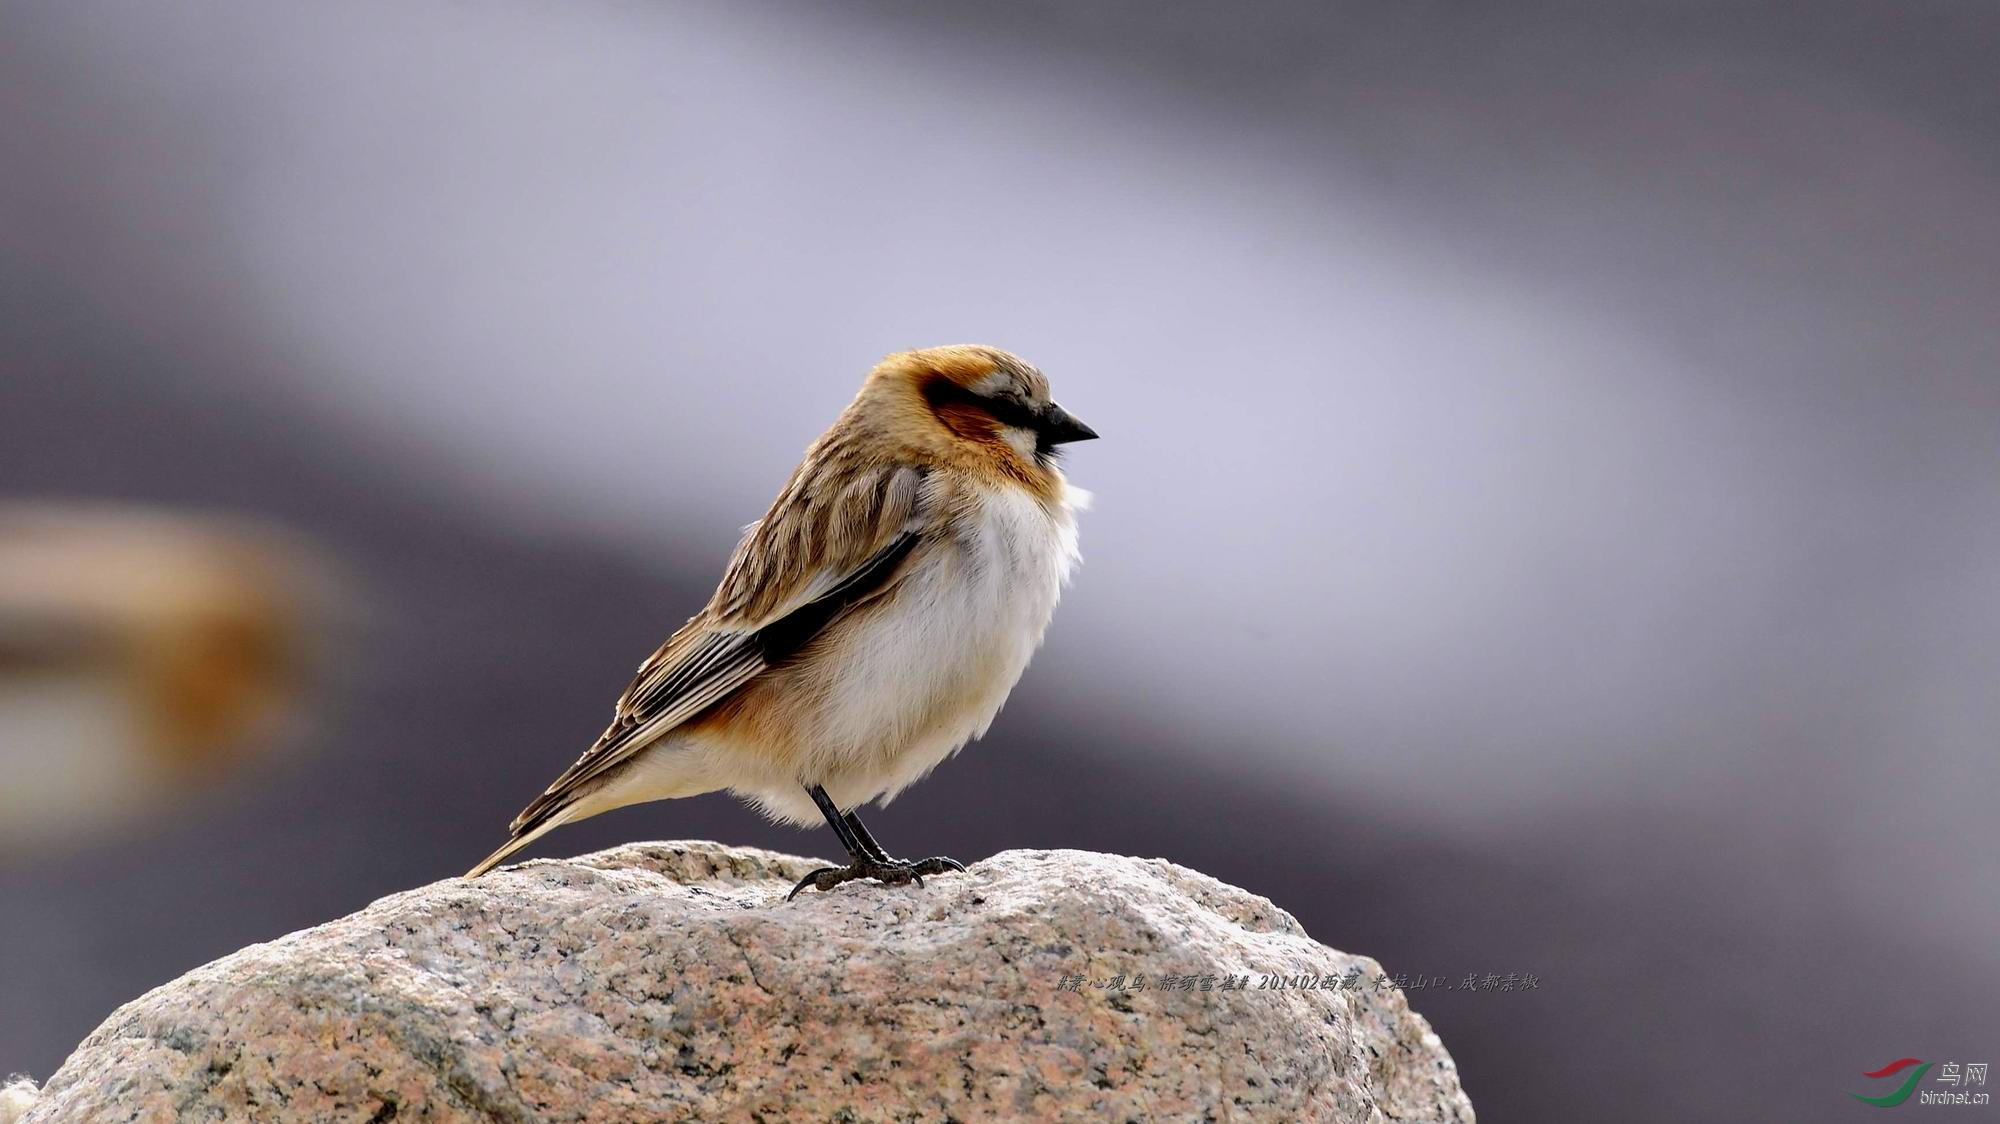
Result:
[752, 531, 921, 664]
[504, 529, 926, 837]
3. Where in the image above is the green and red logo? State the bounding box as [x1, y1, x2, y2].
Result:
[1851, 1059, 1933, 1107]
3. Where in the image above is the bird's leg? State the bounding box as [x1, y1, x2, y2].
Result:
[844, 808, 964, 879]
[787, 785, 967, 899]
[842, 809, 892, 863]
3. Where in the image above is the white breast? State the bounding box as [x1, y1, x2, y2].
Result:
[813, 481, 1081, 808]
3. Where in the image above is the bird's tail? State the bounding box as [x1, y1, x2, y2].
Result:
[463, 808, 575, 879]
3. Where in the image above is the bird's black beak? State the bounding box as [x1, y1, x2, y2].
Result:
[1038, 403, 1099, 445]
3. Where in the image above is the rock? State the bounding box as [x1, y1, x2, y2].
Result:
[23, 842, 1474, 1123]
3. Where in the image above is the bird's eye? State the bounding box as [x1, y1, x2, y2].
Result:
[922, 379, 1041, 430]
[983, 397, 1044, 430]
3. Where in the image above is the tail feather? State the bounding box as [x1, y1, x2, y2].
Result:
[463, 808, 574, 879]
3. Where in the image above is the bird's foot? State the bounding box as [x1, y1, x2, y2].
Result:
[786, 855, 966, 900]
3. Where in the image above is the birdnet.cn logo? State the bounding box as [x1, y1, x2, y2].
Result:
[1849, 1059, 1991, 1107]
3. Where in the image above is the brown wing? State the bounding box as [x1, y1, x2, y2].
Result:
[502, 461, 930, 837]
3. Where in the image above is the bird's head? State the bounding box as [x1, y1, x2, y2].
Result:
[863, 345, 1097, 473]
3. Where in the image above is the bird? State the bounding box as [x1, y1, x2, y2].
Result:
[0, 504, 319, 849]
[466, 345, 1096, 897]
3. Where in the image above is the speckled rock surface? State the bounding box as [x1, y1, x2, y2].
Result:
[24, 842, 1474, 1123]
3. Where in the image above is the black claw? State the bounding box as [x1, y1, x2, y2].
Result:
[786, 866, 850, 901]
[784, 854, 968, 899]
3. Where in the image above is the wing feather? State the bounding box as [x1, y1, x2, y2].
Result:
[503, 460, 931, 837]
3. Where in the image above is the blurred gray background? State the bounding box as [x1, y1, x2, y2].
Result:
[4, 1, 1998, 1119]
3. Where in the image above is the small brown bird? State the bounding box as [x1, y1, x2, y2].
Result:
[467, 346, 1095, 896]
